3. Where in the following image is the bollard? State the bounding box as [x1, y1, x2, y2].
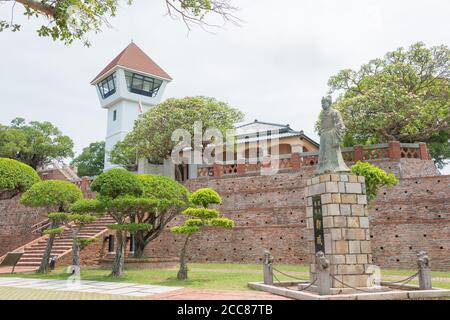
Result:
[316, 251, 331, 295]
[417, 251, 432, 290]
[263, 250, 274, 285]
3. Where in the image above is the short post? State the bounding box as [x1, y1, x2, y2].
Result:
[417, 251, 432, 290]
[316, 251, 331, 295]
[263, 250, 274, 285]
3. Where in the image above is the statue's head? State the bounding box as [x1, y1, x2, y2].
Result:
[321, 95, 332, 110]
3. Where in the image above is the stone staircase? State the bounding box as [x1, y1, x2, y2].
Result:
[14, 216, 116, 269]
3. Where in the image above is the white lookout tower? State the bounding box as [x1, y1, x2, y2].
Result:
[91, 42, 172, 170]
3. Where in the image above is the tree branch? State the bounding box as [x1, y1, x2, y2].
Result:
[15, 0, 56, 17]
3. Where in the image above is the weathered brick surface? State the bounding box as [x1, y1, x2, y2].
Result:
[147, 161, 449, 271]
[0, 194, 47, 256]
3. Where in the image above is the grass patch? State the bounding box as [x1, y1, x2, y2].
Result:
[1, 263, 449, 292]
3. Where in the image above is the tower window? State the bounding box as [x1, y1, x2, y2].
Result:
[125, 71, 163, 97]
[113, 110, 117, 121]
[98, 73, 116, 99]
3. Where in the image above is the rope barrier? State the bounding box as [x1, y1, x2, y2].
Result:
[271, 266, 317, 291]
[381, 272, 419, 286]
[272, 267, 308, 281]
[269, 263, 420, 294]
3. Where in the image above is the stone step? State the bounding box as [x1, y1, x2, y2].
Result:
[25, 247, 72, 253]
[16, 262, 42, 267]
[19, 257, 43, 263]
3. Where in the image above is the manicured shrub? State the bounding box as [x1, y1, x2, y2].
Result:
[0, 158, 40, 193]
[90, 168, 143, 198]
[21, 180, 83, 211]
[137, 174, 189, 206]
[351, 161, 398, 201]
[189, 187, 221, 208]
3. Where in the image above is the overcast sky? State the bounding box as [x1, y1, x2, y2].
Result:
[0, 0, 449, 171]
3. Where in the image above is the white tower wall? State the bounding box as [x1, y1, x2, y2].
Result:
[94, 67, 169, 170]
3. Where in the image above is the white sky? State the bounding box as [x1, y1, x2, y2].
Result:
[0, 0, 449, 172]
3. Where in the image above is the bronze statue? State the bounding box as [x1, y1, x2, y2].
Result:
[316, 96, 351, 175]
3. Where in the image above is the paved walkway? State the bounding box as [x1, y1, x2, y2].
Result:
[0, 277, 182, 298]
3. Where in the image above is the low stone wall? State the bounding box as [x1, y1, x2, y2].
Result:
[0, 194, 47, 256]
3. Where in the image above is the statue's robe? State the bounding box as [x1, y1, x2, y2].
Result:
[316, 109, 351, 175]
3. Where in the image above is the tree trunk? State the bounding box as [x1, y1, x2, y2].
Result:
[70, 227, 80, 273]
[111, 230, 125, 277]
[177, 234, 191, 280]
[38, 232, 56, 273]
[133, 231, 146, 259]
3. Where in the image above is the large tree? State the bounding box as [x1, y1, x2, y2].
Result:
[71, 141, 105, 177]
[0, 118, 74, 169]
[0, 0, 239, 46]
[109, 96, 244, 170]
[72, 168, 158, 277]
[326, 42, 450, 169]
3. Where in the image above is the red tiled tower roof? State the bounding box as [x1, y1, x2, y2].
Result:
[91, 42, 172, 84]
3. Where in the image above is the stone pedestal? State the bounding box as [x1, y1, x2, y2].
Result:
[305, 174, 374, 289]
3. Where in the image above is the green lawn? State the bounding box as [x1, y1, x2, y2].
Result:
[1, 263, 449, 291]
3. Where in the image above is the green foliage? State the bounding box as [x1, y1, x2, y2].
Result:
[107, 223, 153, 232]
[110, 96, 244, 166]
[69, 199, 105, 214]
[1, 1, 237, 46]
[109, 140, 138, 171]
[48, 212, 69, 222]
[67, 214, 97, 224]
[190, 188, 221, 208]
[20, 180, 83, 211]
[171, 225, 200, 234]
[0, 118, 74, 169]
[351, 161, 398, 201]
[137, 174, 190, 210]
[90, 168, 143, 199]
[0, 158, 40, 193]
[325, 43, 450, 168]
[182, 208, 220, 220]
[43, 227, 65, 235]
[71, 141, 105, 177]
[210, 217, 234, 228]
[171, 187, 233, 235]
[105, 196, 159, 215]
[77, 238, 97, 250]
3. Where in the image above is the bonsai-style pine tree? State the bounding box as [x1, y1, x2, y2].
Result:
[132, 174, 190, 258]
[72, 168, 158, 277]
[171, 188, 234, 280]
[66, 200, 100, 272]
[20, 180, 83, 273]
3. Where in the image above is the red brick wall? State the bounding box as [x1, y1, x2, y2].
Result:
[0, 194, 47, 256]
[145, 161, 449, 271]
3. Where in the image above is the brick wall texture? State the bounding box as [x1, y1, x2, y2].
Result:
[0, 194, 47, 256]
[145, 159, 450, 271]
[1, 158, 448, 271]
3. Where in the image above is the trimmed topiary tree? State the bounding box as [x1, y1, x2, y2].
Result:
[131, 174, 190, 258]
[171, 188, 234, 280]
[0, 158, 40, 198]
[351, 161, 398, 201]
[20, 180, 83, 273]
[73, 168, 158, 277]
